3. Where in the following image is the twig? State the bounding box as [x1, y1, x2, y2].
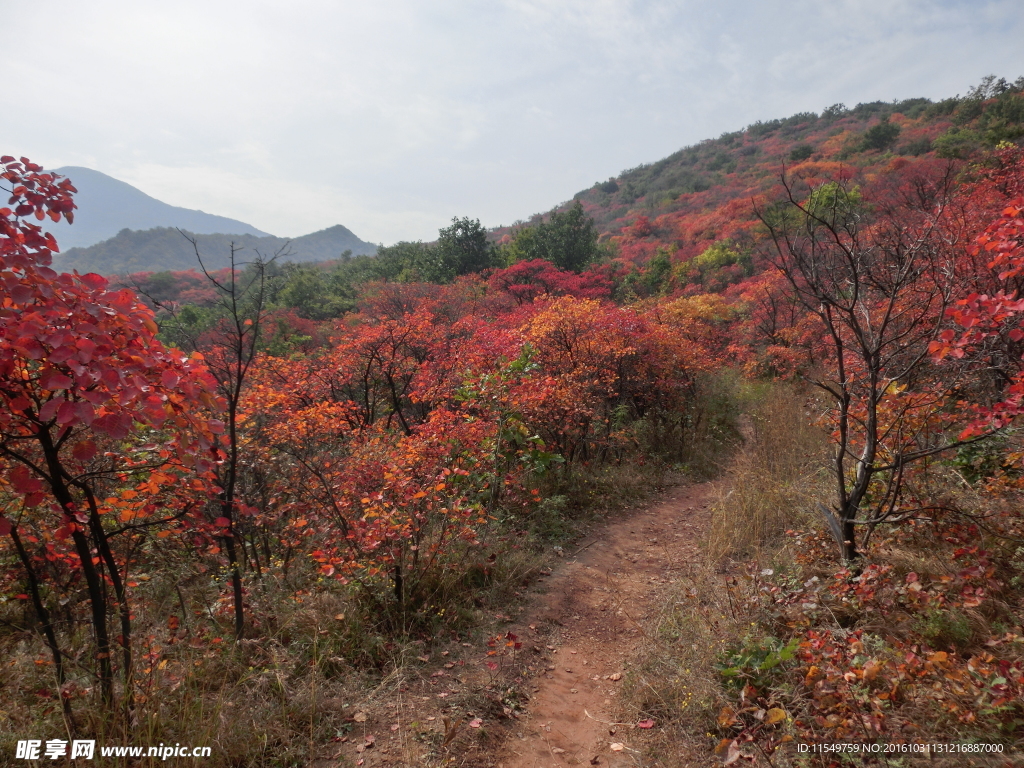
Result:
[569, 538, 600, 559]
[583, 710, 633, 727]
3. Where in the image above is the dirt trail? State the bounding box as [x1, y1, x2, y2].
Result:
[491, 482, 715, 768]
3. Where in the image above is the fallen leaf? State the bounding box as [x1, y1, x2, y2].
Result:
[609, 672, 622, 681]
[353, 711, 368, 723]
[636, 719, 655, 729]
[552, 747, 566, 754]
[590, 758, 601, 765]
[765, 708, 786, 725]
[417, 655, 430, 662]
[804, 665, 821, 686]
[390, 724, 400, 731]
[469, 718, 483, 728]
[610, 743, 624, 752]
[724, 741, 742, 765]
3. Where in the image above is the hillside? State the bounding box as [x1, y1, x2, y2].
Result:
[53, 223, 377, 275]
[47, 166, 269, 249]
[529, 75, 1024, 273]
[99, 78, 1024, 314]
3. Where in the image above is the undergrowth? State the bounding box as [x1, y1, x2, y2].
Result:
[0, 375, 741, 767]
[621, 383, 1024, 766]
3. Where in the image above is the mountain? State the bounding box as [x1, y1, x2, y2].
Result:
[53, 224, 377, 275]
[47, 166, 270, 249]
[503, 76, 1024, 282]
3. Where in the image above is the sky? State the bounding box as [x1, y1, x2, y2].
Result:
[6, 0, 1024, 245]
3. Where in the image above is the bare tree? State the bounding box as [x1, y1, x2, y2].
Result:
[147, 234, 286, 638]
[757, 165, 989, 561]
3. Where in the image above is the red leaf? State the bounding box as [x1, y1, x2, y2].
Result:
[636, 719, 655, 729]
[78, 272, 108, 291]
[0, 516, 12, 536]
[56, 400, 78, 425]
[214, 517, 232, 528]
[40, 372, 74, 391]
[9, 466, 43, 495]
[72, 440, 98, 462]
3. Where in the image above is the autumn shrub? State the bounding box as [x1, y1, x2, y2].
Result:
[633, 369, 744, 479]
[691, 488, 1024, 763]
[0, 567, 378, 766]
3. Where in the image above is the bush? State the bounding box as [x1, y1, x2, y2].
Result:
[788, 144, 813, 163]
[860, 118, 901, 151]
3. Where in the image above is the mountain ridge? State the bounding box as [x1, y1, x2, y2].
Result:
[54, 223, 377, 275]
[48, 166, 271, 249]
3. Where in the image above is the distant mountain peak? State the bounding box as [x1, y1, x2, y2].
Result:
[47, 166, 271, 249]
[53, 224, 377, 276]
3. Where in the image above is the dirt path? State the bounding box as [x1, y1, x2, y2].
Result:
[491, 482, 716, 768]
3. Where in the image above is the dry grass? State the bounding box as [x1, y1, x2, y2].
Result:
[608, 386, 822, 765]
[707, 385, 829, 562]
[0, 532, 547, 768]
[616, 561, 753, 767]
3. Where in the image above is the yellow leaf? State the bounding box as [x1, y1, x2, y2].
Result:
[804, 665, 821, 686]
[863, 660, 883, 681]
[765, 707, 786, 725]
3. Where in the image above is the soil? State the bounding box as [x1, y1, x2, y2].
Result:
[321, 481, 716, 768]
[489, 481, 716, 768]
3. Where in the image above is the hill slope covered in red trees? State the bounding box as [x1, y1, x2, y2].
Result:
[3, 76, 1024, 764]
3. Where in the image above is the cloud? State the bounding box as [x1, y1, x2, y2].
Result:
[7, 0, 1024, 242]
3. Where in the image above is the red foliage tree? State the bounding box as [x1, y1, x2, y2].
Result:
[488, 260, 612, 305]
[757, 162, 991, 560]
[0, 157, 222, 710]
